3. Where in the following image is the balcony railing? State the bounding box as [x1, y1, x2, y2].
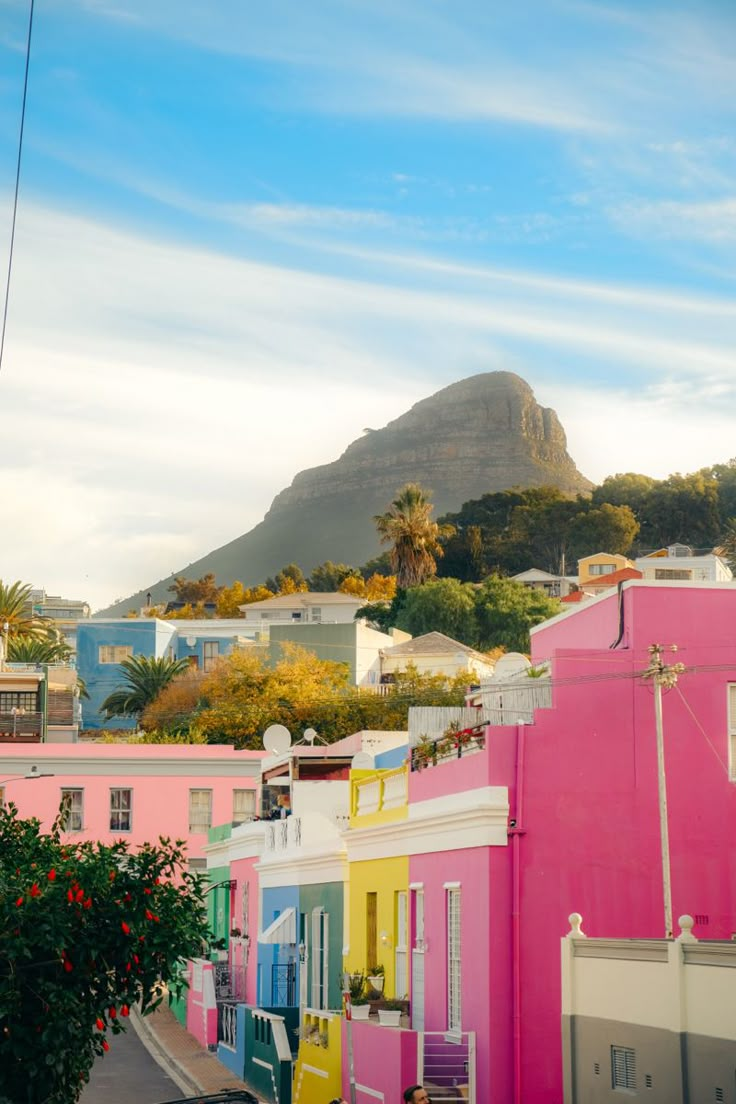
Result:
[410, 725, 486, 773]
[263, 815, 302, 852]
[0, 711, 43, 738]
[351, 764, 409, 818]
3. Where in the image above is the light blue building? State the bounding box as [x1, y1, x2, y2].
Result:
[77, 618, 261, 729]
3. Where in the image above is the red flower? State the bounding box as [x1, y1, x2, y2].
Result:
[133, 954, 139, 963]
[126, 962, 132, 973]
[64, 960, 73, 973]
[109, 1006, 117, 1019]
[121, 921, 130, 934]
[109, 870, 116, 881]
[123, 892, 132, 903]
[145, 909, 153, 920]
[144, 887, 151, 895]
[15, 896, 23, 907]
[102, 1039, 110, 1052]
[47, 869, 56, 881]
[120, 1004, 129, 1017]
[30, 883, 41, 898]
[154, 877, 160, 885]
[75, 888, 85, 902]
[84, 897, 92, 909]
[96, 1018, 105, 1030]
[67, 889, 74, 903]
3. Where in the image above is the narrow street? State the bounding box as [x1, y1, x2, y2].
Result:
[80, 1021, 182, 1104]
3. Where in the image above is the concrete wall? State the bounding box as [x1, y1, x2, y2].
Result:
[258, 885, 300, 1007]
[341, 1019, 419, 1104]
[562, 926, 736, 1104]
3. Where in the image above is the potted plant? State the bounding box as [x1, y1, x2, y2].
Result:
[412, 734, 436, 771]
[366, 963, 385, 995]
[377, 999, 404, 1027]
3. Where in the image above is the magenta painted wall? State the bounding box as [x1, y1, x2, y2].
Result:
[410, 847, 495, 1104]
[488, 582, 736, 1103]
[230, 854, 261, 1004]
[0, 744, 262, 860]
[342, 1020, 418, 1103]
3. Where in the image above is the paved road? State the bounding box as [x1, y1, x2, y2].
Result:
[81, 1022, 183, 1104]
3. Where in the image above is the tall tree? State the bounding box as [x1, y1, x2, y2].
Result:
[474, 576, 560, 653]
[101, 655, 191, 720]
[168, 574, 220, 604]
[308, 561, 360, 591]
[265, 563, 308, 594]
[374, 483, 453, 588]
[7, 630, 72, 664]
[395, 578, 478, 644]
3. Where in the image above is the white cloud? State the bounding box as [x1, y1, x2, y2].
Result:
[2, 200, 735, 608]
[610, 196, 736, 245]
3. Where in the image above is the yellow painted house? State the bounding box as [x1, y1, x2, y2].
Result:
[344, 764, 410, 999]
[577, 551, 635, 587]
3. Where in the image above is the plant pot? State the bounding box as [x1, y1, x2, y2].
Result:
[351, 1003, 370, 1021]
[378, 1009, 402, 1027]
[367, 975, 384, 994]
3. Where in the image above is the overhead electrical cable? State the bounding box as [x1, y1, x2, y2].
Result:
[0, 0, 35, 377]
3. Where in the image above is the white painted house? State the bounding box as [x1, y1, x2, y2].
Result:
[239, 592, 366, 624]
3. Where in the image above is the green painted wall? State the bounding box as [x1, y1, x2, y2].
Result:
[300, 882, 344, 1011]
[207, 863, 231, 949]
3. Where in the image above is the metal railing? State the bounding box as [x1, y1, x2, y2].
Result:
[418, 1031, 476, 1103]
[271, 960, 297, 1006]
[218, 1002, 238, 1050]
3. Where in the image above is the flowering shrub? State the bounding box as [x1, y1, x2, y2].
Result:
[0, 803, 209, 1104]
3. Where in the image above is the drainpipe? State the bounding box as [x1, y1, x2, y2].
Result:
[509, 722, 527, 1104]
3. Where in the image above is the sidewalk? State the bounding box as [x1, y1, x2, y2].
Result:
[132, 1002, 255, 1097]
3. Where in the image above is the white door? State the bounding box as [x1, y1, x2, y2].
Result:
[395, 891, 408, 998]
[411, 889, 425, 1030]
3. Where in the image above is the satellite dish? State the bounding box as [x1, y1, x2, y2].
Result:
[303, 728, 317, 744]
[185, 636, 197, 647]
[351, 752, 374, 770]
[263, 724, 292, 755]
[494, 652, 532, 678]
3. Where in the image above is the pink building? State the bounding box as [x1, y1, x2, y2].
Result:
[408, 581, 736, 1104]
[0, 744, 263, 867]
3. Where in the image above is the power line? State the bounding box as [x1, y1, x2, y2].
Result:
[0, 0, 34, 377]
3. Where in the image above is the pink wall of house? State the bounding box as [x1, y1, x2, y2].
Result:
[486, 582, 736, 1103]
[342, 1019, 418, 1103]
[186, 959, 218, 1046]
[229, 853, 262, 1005]
[0, 744, 263, 861]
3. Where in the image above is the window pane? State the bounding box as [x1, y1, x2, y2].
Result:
[110, 788, 132, 831]
[233, 789, 256, 823]
[61, 789, 84, 831]
[189, 789, 212, 830]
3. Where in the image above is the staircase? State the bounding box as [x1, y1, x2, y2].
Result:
[419, 1032, 475, 1103]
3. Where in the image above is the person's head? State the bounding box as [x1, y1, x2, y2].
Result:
[403, 1087, 429, 1104]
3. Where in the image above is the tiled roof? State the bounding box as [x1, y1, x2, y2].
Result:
[382, 631, 490, 663]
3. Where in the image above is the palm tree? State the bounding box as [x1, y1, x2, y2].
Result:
[101, 655, 191, 720]
[7, 630, 72, 664]
[0, 580, 47, 638]
[373, 483, 454, 589]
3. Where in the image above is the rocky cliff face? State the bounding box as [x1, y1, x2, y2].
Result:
[269, 372, 589, 516]
[97, 372, 591, 616]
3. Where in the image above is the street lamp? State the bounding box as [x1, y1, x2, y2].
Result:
[0, 765, 55, 785]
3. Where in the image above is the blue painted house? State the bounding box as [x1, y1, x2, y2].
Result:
[77, 618, 261, 729]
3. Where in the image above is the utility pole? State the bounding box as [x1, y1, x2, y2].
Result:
[643, 644, 685, 938]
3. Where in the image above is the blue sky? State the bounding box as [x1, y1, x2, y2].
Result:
[0, 0, 735, 608]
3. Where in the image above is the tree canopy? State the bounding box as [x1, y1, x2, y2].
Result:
[0, 804, 208, 1104]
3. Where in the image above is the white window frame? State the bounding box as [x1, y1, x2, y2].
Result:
[189, 788, 213, 832]
[110, 787, 132, 832]
[446, 886, 462, 1036]
[395, 890, 408, 999]
[728, 685, 736, 781]
[232, 788, 256, 824]
[98, 645, 133, 664]
[202, 641, 219, 673]
[61, 788, 84, 832]
[611, 1045, 636, 1091]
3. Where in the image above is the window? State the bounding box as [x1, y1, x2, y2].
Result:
[61, 789, 84, 831]
[188, 857, 207, 876]
[0, 691, 38, 712]
[110, 788, 132, 832]
[728, 685, 736, 781]
[654, 568, 691, 580]
[588, 563, 616, 575]
[202, 641, 219, 673]
[232, 789, 256, 824]
[189, 789, 212, 831]
[311, 607, 322, 622]
[611, 1045, 636, 1092]
[99, 645, 133, 664]
[447, 887, 462, 1034]
[291, 611, 302, 620]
